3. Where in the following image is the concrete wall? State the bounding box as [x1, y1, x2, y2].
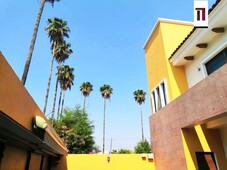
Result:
[67, 154, 155, 170]
[150, 63, 227, 169]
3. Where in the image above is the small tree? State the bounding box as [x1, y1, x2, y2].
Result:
[117, 149, 133, 154]
[134, 139, 151, 153]
[53, 106, 95, 154]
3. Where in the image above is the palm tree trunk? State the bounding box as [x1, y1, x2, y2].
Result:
[140, 104, 144, 141]
[21, 0, 46, 85]
[102, 98, 106, 153]
[60, 91, 65, 117]
[57, 90, 62, 120]
[51, 77, 59, 125]
[83, 96, 86, 113]
[43, 48, 55, 114]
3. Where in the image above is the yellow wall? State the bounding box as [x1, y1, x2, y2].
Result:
[181, 124, 227, 170]
[144, 20, 193, 104]
[67, 154, 155, 170]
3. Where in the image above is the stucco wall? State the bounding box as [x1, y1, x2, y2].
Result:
[67, 154, 155, 170]
[144, 20, 193, 113]
[0, 52, 68, 170]
[185, 31, 227, 88]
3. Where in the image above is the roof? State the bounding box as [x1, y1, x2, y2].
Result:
[168, 0, 222, 60]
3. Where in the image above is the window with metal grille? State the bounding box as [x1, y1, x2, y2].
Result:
[151, 80, 168, 113]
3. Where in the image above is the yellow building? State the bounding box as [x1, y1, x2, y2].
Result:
[143, 18, 193, 113]
[144, 0, 227, 169]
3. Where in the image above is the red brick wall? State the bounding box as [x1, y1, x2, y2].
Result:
[150, 63, 227, 169]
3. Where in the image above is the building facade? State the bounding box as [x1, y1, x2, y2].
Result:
[0, 52, 68, 170]
[144, 0, 227, 169]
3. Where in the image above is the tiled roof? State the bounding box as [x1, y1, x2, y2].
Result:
[168, 0, 222, 60]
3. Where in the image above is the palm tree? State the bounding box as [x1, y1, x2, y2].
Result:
[100, 84, 113, 153]
[55, 65, 74, 121]
[43, 18, 70, 114]
[133, 90, 146, 141]
[52, 41, 73, 119]
[54, 41, 72, 64]
[21, 0, 60, 85]
[80, 82, 93, 112]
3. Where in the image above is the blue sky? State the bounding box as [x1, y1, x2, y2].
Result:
[0, 0, 216, 151]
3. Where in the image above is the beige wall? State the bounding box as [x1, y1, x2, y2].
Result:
[185, 31, 227, 88]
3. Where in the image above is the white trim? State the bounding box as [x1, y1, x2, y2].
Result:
[170, 0, 227, 66]
[150, 79, 169, 113]
[154, 89, 159, 112]
[143, 18, 193, 50]
[151, 91, 156, 114]
[159, 84, 165, 107]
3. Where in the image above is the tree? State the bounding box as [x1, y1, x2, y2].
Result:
[116, 149, 133, 154]
[54, 41, 72, 64]
[80, 82, 93, 112]
[133, 90, 146, 141]
[54, 41, 73, 118]
[53, 106, 95, 154]
[56, 65, 74, 120]
[100, 84, 113, 153]
[43, 18, 70, 114]
[134, 139, 151, 153]
[21, 0, 60, 85]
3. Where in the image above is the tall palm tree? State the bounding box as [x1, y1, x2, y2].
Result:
[133, 90, 146, 141]
[100, 84, 113, 153]
[21, 0, 60, 85]
[80, 82, 93, 112]
[52, 41, 73, 119]
[54, 41, 72, 64]
[55, 65, 74, 121]
[43, 18, 70, 114]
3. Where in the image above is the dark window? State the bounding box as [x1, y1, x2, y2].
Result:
[205, 47, 227, 75]
[151, 81, 168, 113]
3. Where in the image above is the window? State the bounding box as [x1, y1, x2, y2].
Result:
[151, 80, 168, 113]
[205, 47, 227, 75]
